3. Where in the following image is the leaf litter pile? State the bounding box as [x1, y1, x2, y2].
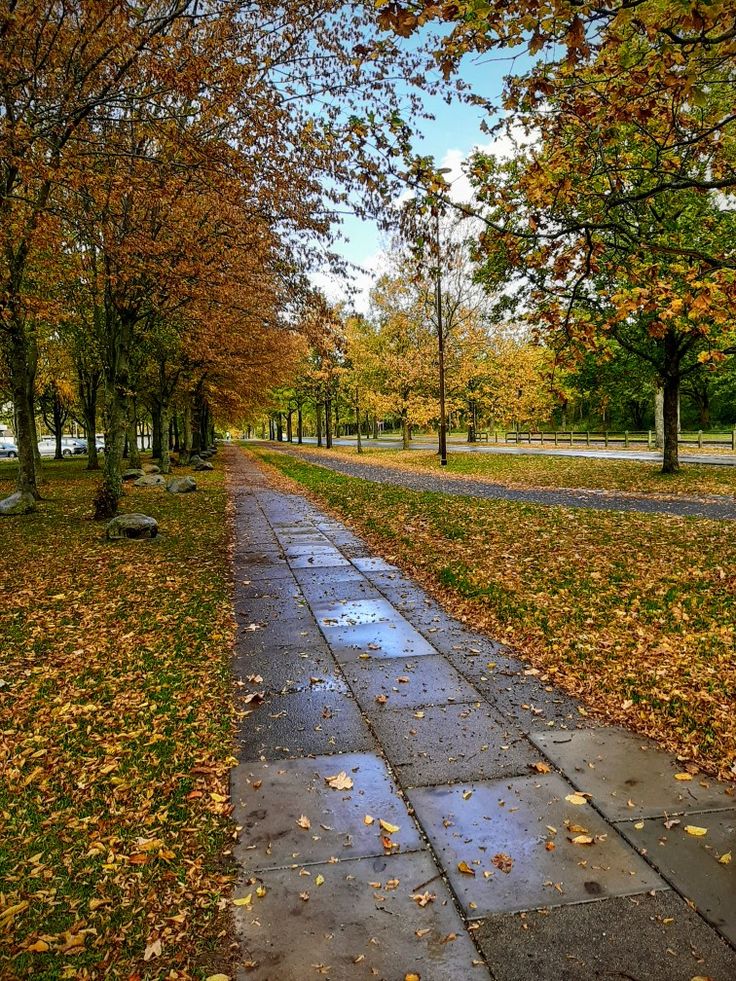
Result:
[0, 459, 235, 978]
[253, 449, 736, 779]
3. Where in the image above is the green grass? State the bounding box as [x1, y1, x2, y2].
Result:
[252, 447, 736, 778]
[288, 443, 736, 498]
[0, 457, 235, 979]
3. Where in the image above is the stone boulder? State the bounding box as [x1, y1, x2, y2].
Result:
[134, 474, 166, 487]
[166, 476, 197, 494]
[193, 461, 214, 471]
[188, 454, 204, 467]
[0, 491, 36, 516]
[106, 513, 158, 540]
[122, 468, 145, 482]
[142, 463, 160, 474]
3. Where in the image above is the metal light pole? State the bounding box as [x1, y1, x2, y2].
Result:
[434, 203, 448, 466]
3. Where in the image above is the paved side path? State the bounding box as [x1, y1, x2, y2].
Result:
[273, 447, 736, 520]
[227, 449, 736, 981]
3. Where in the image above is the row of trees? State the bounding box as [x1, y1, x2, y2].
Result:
[0, 1, 436, 515]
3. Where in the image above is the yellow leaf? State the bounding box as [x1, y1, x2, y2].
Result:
[315, 874, 325, 886]
[531, 762, 551, 774]
[570, 834, 594, 845]
[405, 974, 421, 981]
[206, 976, 231, 981]
[256, 885, 267, 897]
[718, 851, 731, 865]
[634, 821, 644, 830]
[684, 826, 708, 837]
[325, 771, 353, 791]
[26, 940, 49, 953]
[674, 773, 693, 781]
[233, 894, 252, 906]
[296, 815, 311, 830]
[364, 814, 374, 825]
[457, 861, 475, 876]
[379, 819, 399, 834]
[565, 793, 587, 806]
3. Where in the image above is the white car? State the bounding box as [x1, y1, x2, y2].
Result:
[37, 436, 87, 457]
[0, 439, 18, 459]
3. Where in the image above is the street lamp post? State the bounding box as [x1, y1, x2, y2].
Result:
[434, 203, 448, 466]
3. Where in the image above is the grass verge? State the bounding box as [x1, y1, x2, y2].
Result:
[250, 447, 736, 780]
[281, 443, 736, 499]
[0, 456, 235, 979]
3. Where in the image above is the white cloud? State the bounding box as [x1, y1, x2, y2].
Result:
[309, 249, 389, 314]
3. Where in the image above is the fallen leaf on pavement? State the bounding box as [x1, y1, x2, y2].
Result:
[297, 815, 311, 830]
[325, 771, 353, 791]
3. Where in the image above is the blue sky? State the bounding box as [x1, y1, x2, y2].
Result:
[315, 44, 528, 309]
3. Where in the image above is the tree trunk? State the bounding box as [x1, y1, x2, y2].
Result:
[654, 384, 665, 449]
[276, 413, 283, 442]
[180, 402, 193, 463]
[325, 396, 332, 448]
[286, 410, 293, 442]
[53, 391, 64, 460]
[6, 325, 40, 503]
[151, 403, 162, 460]
[84, 397, 99, 471]
[401, 408, 409, 450]
[297, 405, 303, 444]
[662, 375, 680, 474]
[159, 403, 171, 473]
[127, 401, 141, 469]
[356, 392, 362, 455]
[172, 412, 180, 452]
[316, 399, 323, 447]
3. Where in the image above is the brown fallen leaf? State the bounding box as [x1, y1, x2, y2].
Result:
[531, 761, 552, 774]
[457, 860, 476, 876]
[565, 793, 588, 806]
[415, 928, 431, 938]
[410, 891, 435, 907]
[492, 853, 513, 874]
[569, 834, 594, 845]
[379, 819, 399, 834]
[296, 815, 311, 830]
[375, 694, 389, 705]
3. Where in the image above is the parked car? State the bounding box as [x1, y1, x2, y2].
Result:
[77, 438, 105, 454]
[37, 436, 87, 457]
[0, 439, 18, 459]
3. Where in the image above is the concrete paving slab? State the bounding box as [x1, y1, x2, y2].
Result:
[238, 688, 374, 760]
[284, 543, 343, 557]
[312, 597, 397, 627]
[235, 851, 487, 980]
[232, 575, 302, 601]
[351, 556, 399, 573]
[325, 620, 437, 662]
[289, 551, 353, 569]
[234, 644, 344, 696]
[371, 702, 537, 786]
[291, 566, 365, 588]
[237, 618, 325, 652]
[616, 809, 736, 945]
[344, 655, 479, 711]
[232, 752, 423, 870]
[234, 595, 311, 624]
[298, 576, 383, 606]
[408, 774, 665, 916]
[532, 729, 736, 819]
[475, 891, 736, 981]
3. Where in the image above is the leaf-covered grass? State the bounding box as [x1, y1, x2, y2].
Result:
[292, 443, 736, 498]
[251, 448, 736, 779]
[0, 458, 235, 979]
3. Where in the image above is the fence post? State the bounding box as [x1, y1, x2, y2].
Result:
[732, 427, 735, 452]
[570, 429, 574, 446]
[554, 430, 558, 446]
[698, 430, 703, 448]
[647, 430, 652, 449]
[586, 430, 590, 446]
[494, 430, 498, 443]
[540, 431, 544, 445]
[528, 430, 532, 444]
[625, 430, 629, 447]
[604, 430, 609, 448]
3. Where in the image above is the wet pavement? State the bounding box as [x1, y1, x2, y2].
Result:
[227, 449, 736, 980]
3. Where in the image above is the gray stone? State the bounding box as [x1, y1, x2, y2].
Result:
[188, 454, 203, 467]
[193, 460, 214, 471]
[235, 851, 486, 981]
[121, 468, 145, 481]
[106, 513, 158, 540]
[133, 474, 166, 487]
[616, 808, 736, 945]
[231, 752, 423, 871]
[0, 491, 35, 516]
[142, 463, 160, 474]
[407, 774, 665, 916]
[237, 688, 373, 761]
[475, 891, 736, 981]
[165, 475, 196, 494]
[531, 728, 736, 820]
[371, 701, 537, 786]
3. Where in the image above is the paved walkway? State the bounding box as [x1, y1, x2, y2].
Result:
[277, 436, 736, 467]
[272, 447, 736, 520]
[228, 449, 736, 980]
